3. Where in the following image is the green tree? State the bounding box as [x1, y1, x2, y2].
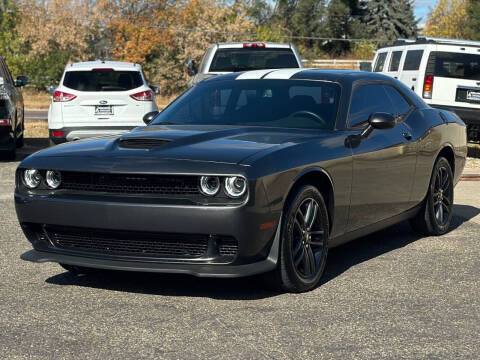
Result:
[0, 0, 26, 77]
[466, 0, 480, 40]
[292, 0, 325, 49]
[364, 0, 418, 43]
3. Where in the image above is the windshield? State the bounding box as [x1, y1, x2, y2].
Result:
[209, 48, 299, 72]
[152, 79, 340, 130]
[63, 70, 144, 91]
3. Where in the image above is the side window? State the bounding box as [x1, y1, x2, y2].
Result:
[383, 86, 411, 116]
[374, 52, 387, 72]
[0, 60, 14, 86]
[403, 50, 424, 71]
[349, 84, 394, 128]
[389, 51, 403, 72]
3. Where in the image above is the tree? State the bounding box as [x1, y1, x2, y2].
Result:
[425, 0, 468, 39]
[364, 0, 418, 43]
[465, 0, 480, 40]
[292, 0, 325, 49]
[0, 0, 26, 77]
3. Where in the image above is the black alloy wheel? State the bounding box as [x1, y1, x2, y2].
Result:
[269, 185, 329, 293]
[410, 157, 454, 236]
[291, 198, 326, 280]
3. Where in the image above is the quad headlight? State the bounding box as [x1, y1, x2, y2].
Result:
[224, 176, 247, 198]
[199, 175, 248, 198]
[46, 170, 62, 189]
[199, 176, 221, 196]
[22, 169, 62, 190]
[23, 169, 42, 189]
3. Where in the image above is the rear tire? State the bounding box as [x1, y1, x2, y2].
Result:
[410, 157, 454, 236]
[267, 185, 329, 293]
[60, 263, 98, 276]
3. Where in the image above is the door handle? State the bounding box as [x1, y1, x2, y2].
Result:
[402, 131, 412, 141]
[412, 78, 417, 81]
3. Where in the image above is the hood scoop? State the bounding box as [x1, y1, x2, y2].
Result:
[118, 137, 172, 149]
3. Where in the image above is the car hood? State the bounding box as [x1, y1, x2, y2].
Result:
[28, 125, 330, 165]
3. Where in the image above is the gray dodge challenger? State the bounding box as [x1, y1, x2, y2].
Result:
[16, 69, 467, 292]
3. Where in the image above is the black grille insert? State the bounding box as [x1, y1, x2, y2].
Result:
[45, 226, 209, 258]
[119, 138, 171, 149]
[60, 172, 200, 195]
[218, 238, 238, 257]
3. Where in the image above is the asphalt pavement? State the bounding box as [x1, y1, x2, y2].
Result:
[24, 110, 48, 121]
[0, 141, 479, 359]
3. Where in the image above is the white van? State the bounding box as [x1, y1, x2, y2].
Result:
[48, 61, 158, 145]
[372, 36, 480, 141]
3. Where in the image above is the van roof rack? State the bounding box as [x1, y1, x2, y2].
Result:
[380, 36, 480, 49]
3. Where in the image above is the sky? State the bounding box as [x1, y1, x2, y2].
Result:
[414, 0, 439, 25]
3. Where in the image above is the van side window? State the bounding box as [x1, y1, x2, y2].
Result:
[383, 86, 411, 116]
[349, 84, 393, 128]
[389, 51, 403, 72]
[403, 50, 424, 71]
[374, 53, 387, 72]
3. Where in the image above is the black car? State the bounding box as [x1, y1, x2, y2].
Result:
[0, 56, 27, 159]
[16, 69, 467, 292]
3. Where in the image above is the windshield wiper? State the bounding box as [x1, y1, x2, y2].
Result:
[153, 121, 178, 125]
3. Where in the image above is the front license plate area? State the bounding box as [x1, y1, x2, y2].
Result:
[95, 105, 113, 115]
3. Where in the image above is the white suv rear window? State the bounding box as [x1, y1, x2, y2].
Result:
[428, 52, 480, 80]
[63, 70, 143, 92]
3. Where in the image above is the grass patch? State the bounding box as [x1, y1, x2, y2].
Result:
[25, 121, 49, 138]
[21, 88, 51, 110]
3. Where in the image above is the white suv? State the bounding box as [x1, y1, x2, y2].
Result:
[372, 36, 480, 142]
[48, 61, 158, 145]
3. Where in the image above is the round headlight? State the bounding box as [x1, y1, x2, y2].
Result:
[23, 169, 42, 189]
[46, 170, 62, 189]
[224, 176, 247, 198]
[199, 176, 220, 196]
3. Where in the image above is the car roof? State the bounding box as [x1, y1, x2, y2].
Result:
[65, 61, 142, 71]
[216, 42, 291, 49]
[204, 68, 394, 84]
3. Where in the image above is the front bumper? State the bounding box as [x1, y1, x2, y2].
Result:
[49, 126, 137, 145]
[15, 190, 281, 277]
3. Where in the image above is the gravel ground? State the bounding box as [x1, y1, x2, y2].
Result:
[0, 144, 479, 359]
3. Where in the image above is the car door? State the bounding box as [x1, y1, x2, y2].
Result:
[2, 60, 23, 132]
[346, 83, 417, 232]
[386, 49, 404, 80]
[399, 47, 425, 94]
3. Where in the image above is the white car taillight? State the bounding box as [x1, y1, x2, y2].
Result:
[130, 90, 154, 101]
[53, 91, 77, 102]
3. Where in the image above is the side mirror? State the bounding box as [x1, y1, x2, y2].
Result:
[47, 85, 56, 95]
[186, 59, 197, 77]
[361, 112, 396, 138]
[143, 111, 159, 125]
[149, 85, 160, 95]
[15, 76, 29, 87]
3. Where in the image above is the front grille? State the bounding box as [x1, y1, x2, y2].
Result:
[218, 238, 238, 257]
[60, 172, 200, 195]
[119, 138, 171, 149]
[45, 226, 209, 258]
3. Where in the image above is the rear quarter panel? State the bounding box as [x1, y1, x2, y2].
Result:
[407, 107, 467, 204]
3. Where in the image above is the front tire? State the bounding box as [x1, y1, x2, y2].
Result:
[270, 185, 329, 293]
[410, 157, 454, 236]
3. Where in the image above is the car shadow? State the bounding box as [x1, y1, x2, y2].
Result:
[44, 205, 480, 300]
[0, 138, 49, 162]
